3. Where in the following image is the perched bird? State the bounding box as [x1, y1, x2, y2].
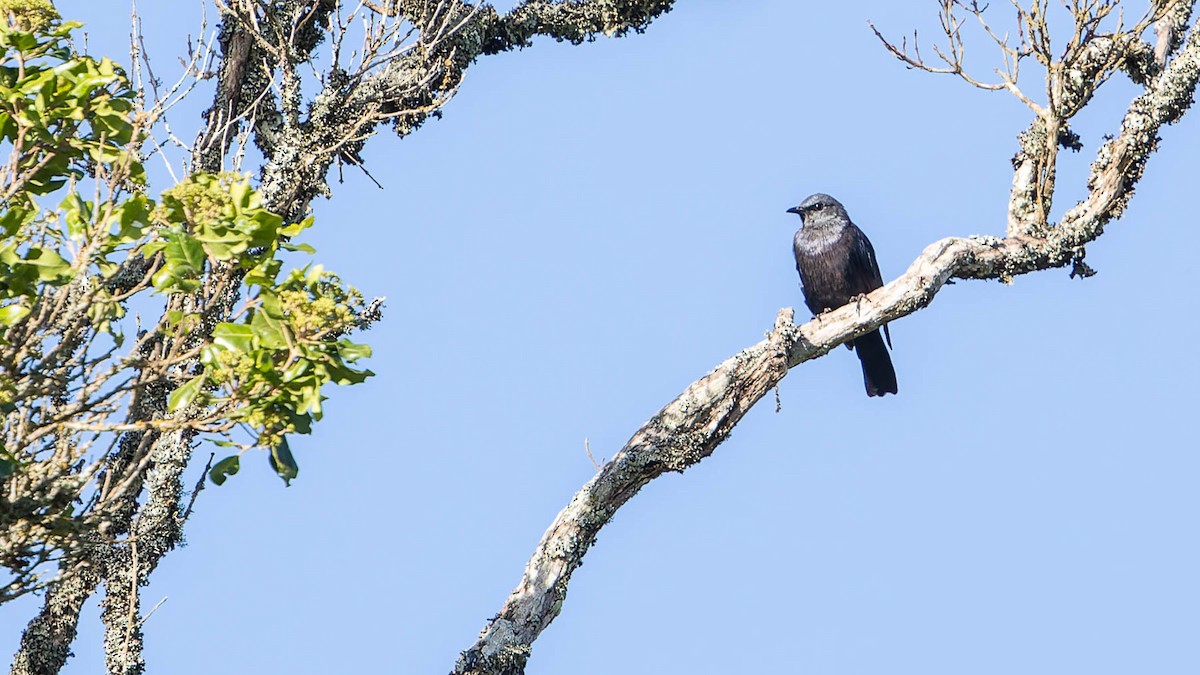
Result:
[788, 193, 898, 397]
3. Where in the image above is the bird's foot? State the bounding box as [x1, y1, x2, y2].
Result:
[851, 293, 870, 313]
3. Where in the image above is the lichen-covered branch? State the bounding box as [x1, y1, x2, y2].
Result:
[10, 565, 102, 675]
[452, 309, 797, 675]
[453, 9, 1200, 674]
[253, 0, 676, 220]
[484, 0, 674, 49]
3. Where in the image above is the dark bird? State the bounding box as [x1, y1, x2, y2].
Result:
[788, 193, 897, 397]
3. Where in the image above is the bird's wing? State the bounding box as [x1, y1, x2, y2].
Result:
[848, 224, 893, 349]
[847, 225, 885, 293]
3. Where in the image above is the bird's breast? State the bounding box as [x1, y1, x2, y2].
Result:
[793, 226, 843, 255]
[793, 227, 859, 314]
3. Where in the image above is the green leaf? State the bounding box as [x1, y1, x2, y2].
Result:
[127, 160, 147, 186]
[301, 385, 324, 417]
[289, 410, 314, 435]
[257, 289, 284, 318]
[201, 240, 234, 260]
[148, 231, 208, 293]
[24, 176, 66, 196]
[139, 240, 166, 256]
[243, 258, 282, 288]
[0, 304, 30, 325]
[209, 455, 240, 486]
[304, 264, 326, 289]
[0, 206, 32, 237]
[61, 192, 92, 240]
[281, 242, 316, 255]
[249, 306, 286, 349]
[96, 259, 119, 278]
[279, 216, 313, 238]
[268, 437, 298, 486]
[163, 232, 206, 273]
[23, 247, 72, 281]
[109, 198, 151, 247]
[281, 358, 311, 383]
[228, 180, 252, 208]
[166, 375, 205, 413]
[336, 340, 372, 361]
[193, 226, 247, 245]
[212, 323, 255, 353]
[151, 266, 201, 294]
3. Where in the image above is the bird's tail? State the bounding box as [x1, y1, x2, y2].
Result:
[853, 329, 898, 397]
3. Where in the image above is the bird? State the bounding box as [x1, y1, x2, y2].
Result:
[787, 193, 898, 397]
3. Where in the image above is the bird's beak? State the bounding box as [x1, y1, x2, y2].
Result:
[786, 206, 803, 215]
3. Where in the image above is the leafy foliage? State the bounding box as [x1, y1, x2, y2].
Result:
[0, 8, 376, 600]
[0, 9, 140, 331]
[142, 172, 375, 482]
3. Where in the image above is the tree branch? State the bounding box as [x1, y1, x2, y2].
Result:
[453, 15, 1200, 675]
[483, 0, 674, 51]
[98, 430, 192, 675]
[10, 565, 101, 675]
[259, 0, 675, 220]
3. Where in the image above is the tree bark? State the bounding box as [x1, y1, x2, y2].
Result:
[11, 566, 101, 675]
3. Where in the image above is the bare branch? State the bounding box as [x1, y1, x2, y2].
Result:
[869, 2, 1038, 107]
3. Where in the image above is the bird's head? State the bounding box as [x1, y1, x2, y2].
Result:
[786, 193, 848, 223]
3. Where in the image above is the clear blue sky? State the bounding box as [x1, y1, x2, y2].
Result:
[4, 1, 1199, 673]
